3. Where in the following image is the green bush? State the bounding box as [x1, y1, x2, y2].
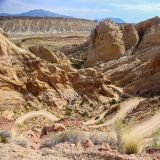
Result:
[110, 99, 117, 105]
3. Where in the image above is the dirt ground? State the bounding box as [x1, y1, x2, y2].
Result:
[9, 32, 90, 50]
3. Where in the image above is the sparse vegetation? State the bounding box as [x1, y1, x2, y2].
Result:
[12, 135, 28, 148]
[65, 109, 72, 116]
[110, 99, 118, 105]
[0, 135, 5, 143]
[95, 119, 104, 125]
[40, 130, 117, 148]
[0, 131, 11, 143]
[121, 132, 141, 154]
[151, 128, 160, 149]
[114, 120, 142, 154]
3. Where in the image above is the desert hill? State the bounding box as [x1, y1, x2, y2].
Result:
[0, 16, 160, 160]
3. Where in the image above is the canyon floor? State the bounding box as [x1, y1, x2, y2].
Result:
[0, 17, 160, 160]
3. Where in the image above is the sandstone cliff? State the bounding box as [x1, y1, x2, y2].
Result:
[85, 20, 139, 67]
[86, 17, 160, 95]
[0, 16, 97, 34]
[0, 29, 119, 121]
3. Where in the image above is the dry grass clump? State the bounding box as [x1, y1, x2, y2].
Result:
[114, 120, 142, 154]
[121, 132, 141, 154]
[40, 130, 117, 149]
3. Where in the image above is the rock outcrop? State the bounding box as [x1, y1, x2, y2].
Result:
[89, 17, 160, 96]
[0, 29, 119, 120]
[0, 28, 8, 38]
[29, 45, 71, 65]
[85, 20, 139, 67]
[124, 52, 160, 95]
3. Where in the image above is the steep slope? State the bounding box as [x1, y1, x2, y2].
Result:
[85, 20, 139, 67]
[85, 17, 160, 96]
[0, 16, 97, 34]
[0, 29, 120, 123]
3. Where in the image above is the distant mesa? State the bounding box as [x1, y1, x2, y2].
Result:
[95, 17, 125, 23]
[0, 9, 73, 18]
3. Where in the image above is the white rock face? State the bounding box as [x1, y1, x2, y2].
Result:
[0, 17, 97, 34]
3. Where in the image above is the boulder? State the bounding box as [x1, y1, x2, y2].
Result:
[98, 142, 111, 151]
[82, 139, 94, 148]
[85, 20, 139, 67]
[40, 124, 67, 137]
[29, 45, 70, 65]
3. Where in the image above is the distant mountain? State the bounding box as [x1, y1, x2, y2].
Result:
[95, 17, 125, 23]
[0, 9, 73, 18]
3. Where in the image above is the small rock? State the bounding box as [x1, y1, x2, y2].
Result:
[40, 124, 67, 137]
[98, 142, 111, 151]
[82, 139, 94, 148]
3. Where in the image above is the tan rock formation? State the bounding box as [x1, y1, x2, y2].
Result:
[85, 20, 125, 67]
[138, 24, 160, 50]
[0, 16, 97, 34]
[0, 29, 118, 120]
[135, 16, 160, 35]
[85, 20, 139, 67]
[90, 17, 160, 96]
[124, 52, 160, 95]
[122, 24, 139, 51]
[29, 45, 71, 65]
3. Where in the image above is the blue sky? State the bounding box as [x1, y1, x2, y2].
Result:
[0, 0, 160, 22]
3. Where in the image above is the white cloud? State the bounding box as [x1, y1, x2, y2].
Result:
[112, 3, 160, 12]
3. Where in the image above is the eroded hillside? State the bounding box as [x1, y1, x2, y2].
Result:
[0, 16, 97, 34]
[0, 17, 160, 160]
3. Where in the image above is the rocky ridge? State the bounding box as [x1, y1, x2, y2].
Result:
[86, 17, 160, 95]
[0, 17, 160, 160]
[0, 29, 120, 123]
[0, 16, 97, 34]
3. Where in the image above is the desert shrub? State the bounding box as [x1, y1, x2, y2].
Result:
[151, 128, 160, 149]
[114, 120, 141, 154]
[110, 99, 117, 105]
[95, 119, 104, 125]
[81, 111, 89, 118]
[61, 130, 88, 144]
[12, 135, 28, 148]
[0, 135, 5, 143]
[40, 130, 88, 148]
[90, 131, 117, 147]
[40, 130, 118, 149]
[0, 131, 11, 143]
[121, 132, 141, 154]
[65, 109, 72, 116]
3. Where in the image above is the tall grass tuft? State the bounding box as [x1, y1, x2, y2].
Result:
[114, 120, 142, 154]
[121, 132, 142, 154]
